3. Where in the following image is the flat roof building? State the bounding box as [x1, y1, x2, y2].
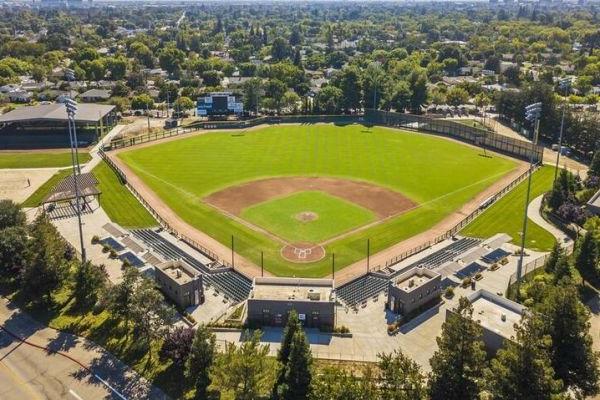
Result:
[247, 277, 335, 330]
[447, 289, 526, 354]
[155, 260, 204, 309]
[0, 103, 117, 149]
[388, 267, 441, 315]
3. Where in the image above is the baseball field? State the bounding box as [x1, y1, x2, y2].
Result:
[117, 123, 518, 277]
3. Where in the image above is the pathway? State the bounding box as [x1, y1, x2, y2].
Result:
[527, 195, 573, 247]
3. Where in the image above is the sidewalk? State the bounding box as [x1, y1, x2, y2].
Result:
[527, 194, 573, 247]
[0, 297, 169, 400]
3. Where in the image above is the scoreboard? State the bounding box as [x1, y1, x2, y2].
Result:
[197, 92, 243, 116]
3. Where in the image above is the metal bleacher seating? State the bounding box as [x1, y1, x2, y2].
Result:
[131, 229, 252, 303]
[336, 275, 388, 307]
[403, 237, 481, 271]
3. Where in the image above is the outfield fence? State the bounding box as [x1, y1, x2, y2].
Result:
[108, 114, 362, 150]
[364, 109, 544, 163]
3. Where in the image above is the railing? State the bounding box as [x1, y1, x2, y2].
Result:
[365, 109, 544, 163]
[98, 149, 227, 267]
[108, 114, 362, 150]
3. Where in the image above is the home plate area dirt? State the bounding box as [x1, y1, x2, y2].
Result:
[281, 242, 326, 263]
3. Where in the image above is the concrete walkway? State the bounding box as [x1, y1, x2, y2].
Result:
[527, 194, 573, 247]
[0, 297, 168, 400]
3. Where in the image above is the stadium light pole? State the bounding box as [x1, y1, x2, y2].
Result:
[65, 98, 86, 263]
[515, 102, 542, 299]
[554, 77, 572, 182]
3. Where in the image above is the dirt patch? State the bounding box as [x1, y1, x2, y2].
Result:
[296, 211, 318, 223]
[204, 176, 416, 219]
[281, 242, 326, 263]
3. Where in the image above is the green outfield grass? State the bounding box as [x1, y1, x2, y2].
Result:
[241, 191, 376, 243]
[118, 123, 517, 277]
[0, 151, 91, 169]
[92, 161, 157, 228]
[461, 166, 556, 251]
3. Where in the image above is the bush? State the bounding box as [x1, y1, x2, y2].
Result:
[474, 272, 483, 281]
[91, 235, 100, 244]
[444, 287, 455, 298]
[109, 249, 118, 259]
[121, 259, 131, 269]
[461, 277, 472, 288]
[102, 244, 110, 253]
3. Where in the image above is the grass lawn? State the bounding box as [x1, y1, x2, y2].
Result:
[21, 168, 72, 207]
[92, 161, 157, 228]
[453, 119, 488, 130]
[461, 166, 556, 251]
[0, 151, 91, 169]
[241, 191, 376, 243]
[118, 123, 517, 277]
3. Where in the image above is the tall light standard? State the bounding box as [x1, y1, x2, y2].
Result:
[65, 98, 86, 263]
[515, 102, 542, 298]
[554, 77, 572, 182]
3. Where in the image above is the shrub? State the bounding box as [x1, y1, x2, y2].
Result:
[474, 272, 483, 281]
[160, 326, 195, 366]
[91, 235, 100, 244]
[461, 277, 472, 288]
[109, 249, 118, 259]
[444, 287, 455, 298]
[102, 244, 110, 253]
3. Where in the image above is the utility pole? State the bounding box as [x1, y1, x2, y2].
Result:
[515, 102, 542, 299]
[554, 77, 571, 182]
[65, 98, 86, 263]
[366, 239, 370, 273]
[332, 253, 335, 280]
[261, 251, 264, 277]
[231, 235, 235, 269]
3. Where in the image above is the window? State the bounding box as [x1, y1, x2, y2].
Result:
[419, 294, 423, 299]
[262, 309, 270, 314]
[411, 298, 415, 303]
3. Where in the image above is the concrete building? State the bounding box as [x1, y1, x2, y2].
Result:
[155, 260, 204, 308]
[448, 289, 526, 354]
[247, 277, 336, 329]
[387, 268, 441, 315]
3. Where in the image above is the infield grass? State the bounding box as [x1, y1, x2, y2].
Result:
[0, 151, 90, 169]
[461, 165, 556, 251]
[241, 191, 376, 243]
[118, 123, 518, 277]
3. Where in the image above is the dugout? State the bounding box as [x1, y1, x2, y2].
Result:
[0, 103, 117, 149]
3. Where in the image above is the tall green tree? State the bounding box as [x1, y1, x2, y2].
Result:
[185, 324, 217, 400]
[408, 70, 428, 112]
[106, 265, 139, 330]
[334, 66, 362, 112]
[213, 330, 273, 400]
[378, 350, 426, 400]
[275, 330, 312, 400]
[0, 226, 29, 279]
[73, 261, 107, 308]
[428, 297, 486, 400]
[0, 199, 26, 230]
[485, 313, 563, 400]
[540, 285, 600, 397]
[575, 230, 599, 283]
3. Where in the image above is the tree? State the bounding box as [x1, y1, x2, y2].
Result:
[0, 226, 29, 279]
[446, 87, 470, 107]
[378, 350, 427, 400]
[185, 325, 216, 399]
[334, 67, 361, 112]
[390, 81, 412, 112]
[485, 313, 563, 400]
[106, 56, 129, 80]
[282, 90, 301, 113]
[129, 41, 154, 68]
[21, 215, 70, 303]
[428, 297, 486, 400]
[363, 63, 391, 109]
[106, 266, 139, 330]
[242, 77, 263, 114]
[265, 79, 287, 114]
[408, 70, 428, 112]
[271, 37, 291, 61]
[212, 330, 273, 400]
[130, 278, 175, 355]
[316, 85, 342, 114]
[590, 151, 600, 178]
[540, 285, 600, 396]
[161, 326, 195, 367]
[309, 367, 377, 400]
[274, 330, 312, 400]
[174, 96, 194, 111]
[73, 261, 107, 308]
[159, 46, 185, 75]
[0, 200, 26, 230]
[575, 230, 599, 283]
[131, 94, 154, 110]
[277, 310, 302, 364]
[202, 70, 222, 87]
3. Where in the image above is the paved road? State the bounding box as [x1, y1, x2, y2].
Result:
[0, 329, 113, 400]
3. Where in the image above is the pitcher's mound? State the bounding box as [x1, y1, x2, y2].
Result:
[281, 242, 326, 263]
[295, 211, 318, 223]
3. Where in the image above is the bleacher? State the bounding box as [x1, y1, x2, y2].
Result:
[205, 271, 252, 303]
[131, 228, 252, 303]
[403, 237, 481, 271]
[336, 275, 388, 307]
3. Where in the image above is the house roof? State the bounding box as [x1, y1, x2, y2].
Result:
[79, 89, 111, 99]
[0, 103, 115, 124]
